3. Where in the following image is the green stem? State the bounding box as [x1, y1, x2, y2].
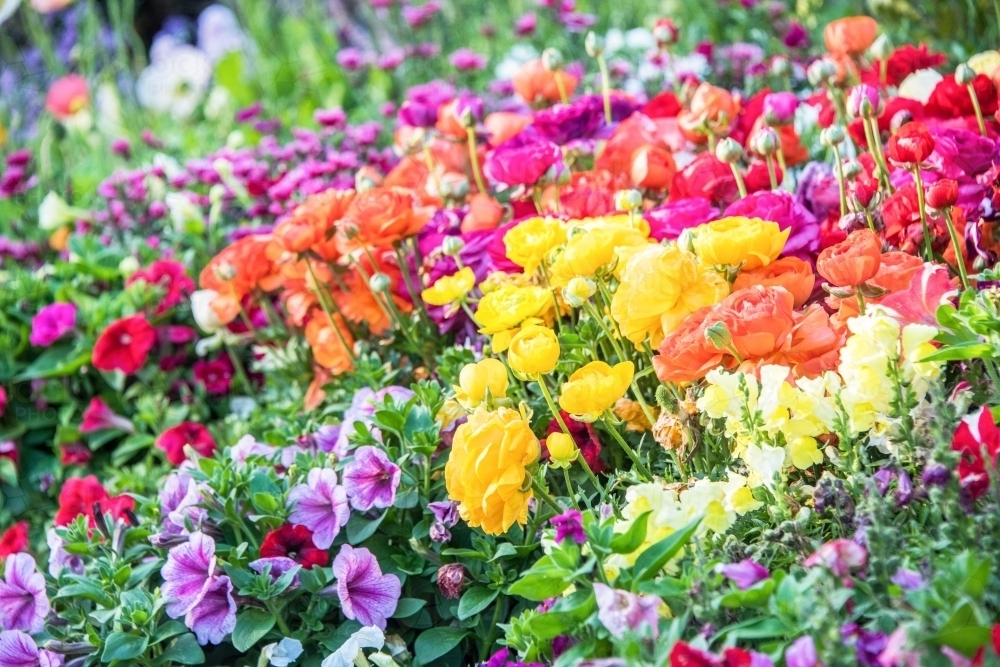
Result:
[765, 155, 779, 190]
[729, 163, 748, 198]
[224, 343, 255, 396]
[597, 55, 613, 124]
[562, 466, 581, 510]
[602, 418, 652, 481]
[530, 477, 564, 514]
[941, 207, 971, 290]
[466, 127, 488, 193]
[967, 83, 989, 137]
[911, 167, 935, 261]
[393, 242, 435, 329]
[831, 144, 848, 218]
[305, 260, 356, 362]
[856, 290, 866, 316]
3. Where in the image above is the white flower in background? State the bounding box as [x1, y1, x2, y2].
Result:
[897, 68, 943, 104]
[321, 627, 385, 667]
[95, 82, 124, 137]
[165, 191, 204, 233]
[261, 638, 303, 666]
[152, 153, 184, 180]
[743, 443, 786, 491]
[604, 27, 655, 54]
[203, 86, 232, 121]
[969, 50, 1000, 77]
[38, 191, 90, 231]
[136, 42, 212, 119]
[197, 4, 245, 63]
[190, 289, 223, 334]
[665, 53, 710, 87]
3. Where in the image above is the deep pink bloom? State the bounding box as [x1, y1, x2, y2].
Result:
[0, 386, 6, 419]
[0, 630, 64, 667]
[127, 260, 195, 315]
[91, 315, 156, 375]
[847, 84, 882, 118]
[156, 422, 217, 466]
[718, 559, 770, 589]
[342, 446, 401, 511]
[449, 48, 487, 71]
[192, 357, 233, 395]
[515, 12, 537, 36]
[336, 48, 367, 71]
[329, 544, 401, 629]
[260, 524, 328, 569]
[0, 554, 49, 633]
[804, 539, 867, 577]
[45, 75, 88, 120]
[79, 397, 134, 433]
[287, 468, 351, 549]
[785, 636, 818, 667]
[314, 108, 347, 129]
[593, 583, 661, 638]
[951, 406, 1000, 501]
[484, 138, 561, 188]
[723, 190, 819, 258]
[763, 92, 798, 125]
[29, 303, 76, 347]
[551, 509, 585, 544]
[645, 197, 720, 241]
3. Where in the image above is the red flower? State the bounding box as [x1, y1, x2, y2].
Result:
[260, 524, 329, 569]
[80, 397, 134, 433]
[669, 642, 751, 667]
[92, 315, 156, 375]
[155, 422, 217, 466]
[886, 122, 935, 165]
[55, 475, 135, 527]
[925, 178, 959, 210]
[669, 153, 738, 206]
[0, 522, 28, 558]
[192, 356, 234, 395]
[60, 442, 93, 466]
[127, 259, 196, 315]
[745, 160, 783, 193]
[926, 74, 999, 119]
[641, 91, 681, 118]
[867, 44, 946, 87]
[951, 406, 1000, 501]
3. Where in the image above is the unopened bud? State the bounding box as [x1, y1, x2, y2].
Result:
[653, 19, 678, 47]
[770, 55, 791, 78]
[563, 276, 596, 307]
[842, 159, 863, 180]
[749, 128, 779, 156]
[436, 563, 466, 599]
[704, 321, 733, 351]
[119, 256, 140, 278]
[369, 272, 391, 293]
[869, 34, 892, 61]
[956, 63, 976, 85]
[820, 125, 845, 147]
[807, 59, 836, 87]
[615, 189, 643, 212]
[441, 236, 465, 256]
[542, 48, 563, 71]
[715, 137, 743, 164]
[585, 32, 605, 58]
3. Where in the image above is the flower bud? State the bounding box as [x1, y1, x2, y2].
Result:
[653, 18, 679, 47]
[541, 48, 563, 71]
[847, 84, 883, 119]
[889, 109, 913, 134]
[429, 521, 452, 543]
[585, 31, 605, 58]
[563, 276, 596, 307]
[715, 137, 743, 164]
[615, 189, 643, 212]
[820, 125, 846, 147]
[869, 33, 892, 61]
[925, 178, 959, 210]
[842, 159, 863, 180]
[441, 236, 465, 256]
[749, 127, 779, 156]
[956, 63, 975, 85]
[807, 59, 836, 87]
[436, 563, 466, 599]
[704, 321, 733, 351]
[546, 432, 579, 468]
[770, 55, 791, 78]
[369, 272, 392, 293]
[119, 256, 140, 278]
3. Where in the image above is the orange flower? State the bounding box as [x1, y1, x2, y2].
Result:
[716, 286, 796, 361]
[511, 59, 579, 105]
[485, 112, 532, 146]
[462, 193, 505, 232]
[816, 229, 882, 287]
[384, 157, 438, 205]
[273, 189, 355, 258]
[334, 248, 413, 335]
[630, 145, 676, 190]
[823, 16, 878, 58]
[653, 306, 725, 383]
[305, 365, 331, 411]
[304, 310, 354, 374]
[276, 258, 336, 326]
[869, 251, 924, 293]
[733, 257, 815, 308]
[781, 305, 845, 378]
[335, 187, 434, 253]
[436, 98, 469, 139]
[596, 114, 664, 176]
[200, 234, 281, 324]
[678, 83, 741, 142]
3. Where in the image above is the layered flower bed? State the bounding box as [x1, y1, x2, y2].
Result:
[2, 3, 1000, 667]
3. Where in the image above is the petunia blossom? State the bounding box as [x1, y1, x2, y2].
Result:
[29, 303, 76, 347]
[342, 446, 401, 511]
[79, 397, 134, 433]
[91, 315, 156, 375]
[0, 554, 50, 633]
[321, 626, 385, 667]
[287, 468, 351, 549]
[0, 630, 64, 667]
[161, 532, 218, 619]
[185, 575, 236, 645]
[328, 545, 400, 629]
[593, 583, 661, 639]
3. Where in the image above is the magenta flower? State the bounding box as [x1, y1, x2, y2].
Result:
[185, 575, 236, 646]
[0, 554, 49, 634]
[763, 92, 798, 125]
[514, 12, 537, 36]
[804, 539, 867, 577]
[551, 509, 585, 544]
[593, 583, 661, 639]
[717, 559, 770, 589]
[79, 397, 134, 433]
[645, 197, 720, 241]
[723, 190, 819, 259]
[249, 557, 300, 586]
[336, 48, 367, 71]
[161, 532, 218, 619]
[342, 446, 401, 512]
[785, 636, 818, 667]
[329, 545, 401, 629]
[484, 138, 561, 188]
[287, 468, 351, 549]
[449, 48, 487, 71]
[29, 303, 76, 347]
[0, 630, 63, 667]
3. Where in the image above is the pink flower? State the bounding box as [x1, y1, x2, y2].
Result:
[29, 303, 76, 347]
[763, 91, 798, 125]
[127, 259, 195, 315]
[449, 48, 487, 71]
[0, 554, 49, 633]
[717, 559, 770, 589]
[645, 197, 720, 241]
[551, 509, 585, 544]
[593, 583, 661, 638]
[878, 628, 920, 667]
[287, 468, 351, 550]
[160, 532, 236, 646]
[342, 446, 401, 511]
[951, 406, 1000, 501]
[0, 630, 64, 667]
[328, 544, 401, 629]
[723, 190, 819, 258]
[79, 397, 134, 433]
[804, 539, 867, 577]
[785, 636, 818, 667]
[192, 357, 233, 395]
[44, 75, 88, 118]
[515, 12, 537, 36]
[156, 422, 217, 466]
[484, 138, 561, 188]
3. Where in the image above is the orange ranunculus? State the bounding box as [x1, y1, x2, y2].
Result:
[596, 113, 665, 176]
[733, 257, 815, 308]
[715, 286, 796, 361]
[334, 247, 412, 335]
[869, 251, 924, 293]
[678, 83, 741, 142]
[304, 310, 354, 374]
[816, 229, 882, 287]
[462, 193, 505, 232]
[200, 234, 281, 324]
[276, 258, 337, 326]
[335, 186, 434, 253]
[781, 305, 845, 378]
[485, 111, 532, 147]
[823, 16, 878, 58]
[511, 59, 579, 105]
[653, 305, 726, 383]
[273, 189, 355, 256]
[436, 98, 469, 139]
[384, 156, 438, 205]
[304, 365, 331, 411]
[630, 145, 677, 191]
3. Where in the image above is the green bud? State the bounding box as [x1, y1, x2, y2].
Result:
[542, 48, 563, 71]
[956, 63, 975, 85]
[369, 272, 392, 293]
[715, 137, 743, 164]
[614, 189, 643, 212]
[704, 321, 733, 351]
[585, 32, 605, 58]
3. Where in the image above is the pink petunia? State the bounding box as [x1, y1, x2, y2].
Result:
[29, 303, 76, 347]
[342, 446, 401, 512]
[328, 545, 400, 629]
[287, 468, 351, 550]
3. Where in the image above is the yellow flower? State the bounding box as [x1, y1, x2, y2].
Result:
[454, 358, 509, 409]
[692, 216, 790, 270]
[559, 361, 634, 420]
[546, 432, 578, 468]
[475, 284, 551, 336]
[969, 50, 1000, 77]
[503, 217, 567, 274]
[562, 276, 596, 307]
[436, 399, 467, 431]
[549, 223, 650, 285]
[444, 405, 540, 535]
[507, 324, 560, 376]
[728, 486, 762, 514]
[421, 267, 475, 306]
[610, 244, 729, 347]
[787, 436, 824, 469]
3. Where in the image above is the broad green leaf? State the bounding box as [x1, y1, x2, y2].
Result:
[155, 634, 204, 665]
[392, 598, 426, 618]
[347, 510, 387, 544]
[102, 632, 148, 663]
[609, 511, 651, 554]
[232, 609, 275, 652]
[457, 587, 499, 620]
[630, 517, 701, 589]
[414, 627, 467, 665]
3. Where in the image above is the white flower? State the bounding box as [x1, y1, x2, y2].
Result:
[897, 68, 943, 105]
[321, 627, 385, 667]
[190, 289, 223, 334]
[165, 192, 204, 233]
[261, 638, 304, 667]
[38, 191, 90, 231]
[0, 0, 20, 27]
[743, 443, 786, 491]
[197, 4, 246, 63]
[136, 43, 212, 119]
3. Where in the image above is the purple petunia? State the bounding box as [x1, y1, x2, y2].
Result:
[0, 554, 49, 634]
[717, 559, 770, 590]
[160, 532, 237, 645]
[185, 575, 236, 646]
[29, 303, 76, 347]
[342, 447, 401, 512]
[551, 509, 586, 545]
[249, 557, 300, 586]
[287, 468, 351, 549]
[785, 636, 818, 667]
[328, 545, 400, 629]
[593, 583, 661, 639]
[0, 630, 64, 667]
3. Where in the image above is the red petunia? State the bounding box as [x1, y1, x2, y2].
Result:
[951, 406, 1000, 501]
[127, 259, 196, 315]
[155, 422, 217, 466]
[92, 315, 156, 375]
[60, 442, 93, 466]
[55, 475, 135, 527]
[0, 521, 29, 558]
[192, 356, 234, 395]
[260, 524, 329, 569]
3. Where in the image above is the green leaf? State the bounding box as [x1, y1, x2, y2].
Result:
[719, 578, 775, 609]
[252, 492, 280, 514]
[490, 543, 518, 561]
[920, 342, 996, 363]
[392, 597, 427, 618]
[14, 344, 91, 381]
[232, 609, 276, 652]
[347, 510, 387, 544]
[609, 511, 650, 554]
[526, 611, 576, 640]
[930, 603, 992, 655]
[457, 587, 499, 620]
[414, 627, 467, 665]
[630, 517, 701, 589]
[155, 634, 204, 665]
[508, 570, 573, 601]
[102, 632, 148, 663]
[441, 548, 488, 560]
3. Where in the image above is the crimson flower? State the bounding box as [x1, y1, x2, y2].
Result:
[60, 443, 92, 466]
[127, 259, 196, 314]
[952, 407, 1000, 501]
[925, 178, 959, 210]
[0, 522, 28, 558]
[260, 524, 329, 569]
[544, 410, 606, 474]
[192, 356, 234, 395]
[886, 122, 935, 165]
[54, 475, 135, 527]
[155, 422, 217, 466]
[92, 315, 156, 375]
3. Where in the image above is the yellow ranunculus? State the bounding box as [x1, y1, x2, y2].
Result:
[454, 358, 509, 409]
[421, 267, 476, 306]
[503, 216, 567, 274]
[444, 405, 540, 535]
[559, 361, 634, 420]
[507, 324, 560, 376]
[610, 244, 729, 347]
[475, 284, 551, 335]
[549, 223, 651, 285]
[969, 50, 1000, 77]
[546, 432, 578, 468]
[692, 216, 790, 270]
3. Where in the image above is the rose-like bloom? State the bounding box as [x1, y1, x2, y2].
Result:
[260, 524, 329, 569]
[692, 217, 790, 270]
[823, 16, 877, 57]
[645, 197, 720, 241]
[503, 217, 566, 274]
[305, 311, 354, 374]
[336, 187, 433, 252]
[54, 475, 134, 527]
[669, 153, 738, 206]
[156, 422, 217, 466]
[445, 406, 539, 535]
[462, 194, 504, 233]
[29, 302, 76, 347]
[678, 83, 741, 141]
[0, 522, 28, 559]
[508, 324, 560, 376]
[422, 267, 475, 307]
[715, 286, 797, 362]
[475, 285, 551, 336]
[846, 84, 881, 118]
[611, 244, 730, 347]
[287, 468, 351, 550]
[45, 75, 88, 119]
[546, 432, 579, 469]
[816, 229, 882, 287]
[530, 95, 604, 145]
[127, 259, 196, 314]
[951, 406, 1000, 501]
[511, 58, 578, 104]
[734, 256, 815, 308]
[79, 397, 134, 433]
[549, 221, 650, 284]
[653, 305, 726, 383]
[763, 92, 798, 125]
[630, 145, 677, 190]
[0, 554, 49, 633]
[559, 361, 634, 421]
[454, 358, 509, 409]
[717, 559, 770, 589]
[484, 138, 561, 188]
[274, 189, 355, 257]
[328, 544, 400, 629]
[926, 73, 999, 119]
[342, 446, 401, 511]
[92, 314, 156, 375]
[593, 583, 661, 639]
[722, 190, 819, 259]
[485, 111, 532, 147]
[192, 356, 234, 395]
[886, 122, 935, 165]
[925, 179, 959, 210]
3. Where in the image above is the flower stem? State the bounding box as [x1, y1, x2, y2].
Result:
[941, 207, 971, 290]
[729, 163, 748, 198]
[602, 417, 652, 481]
[538, 376, 603, 493]
[224, 342, 255, 396]
[562, 466, 581, 510]
[967, 83, 989, 137]
[554, 68, 569, 105]
[911, 167, 935, 261]
[597, 55, 613, 124]
[856, 290, 866, 316]
[831, 144, 848, 218]
[466, 127, 488, 193]
[530, 477, 564, 513]
[765, 155, 779, 190]
[305, 259, 357, 362]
